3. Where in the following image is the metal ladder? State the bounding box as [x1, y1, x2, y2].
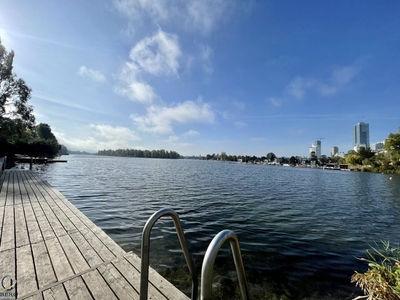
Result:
[139, 208, 250, 300]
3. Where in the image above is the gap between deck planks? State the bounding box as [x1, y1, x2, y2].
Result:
[0, 170, 189, 300]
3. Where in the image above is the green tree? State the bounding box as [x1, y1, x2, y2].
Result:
[220, 151, 227, 161]
[320, 155, 328, 165]
[346, 153, 362, 165]
[310, 151, 317, 161]
[0, 39, 35, 140]
[266, 152, 276, 162]
[36, 123, 56, 140]
[358, 147, 375, 161]
[385, 133, 400, 163]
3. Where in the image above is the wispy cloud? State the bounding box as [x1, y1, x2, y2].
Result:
[89, 124, 140, 141]
[234, 121, 246, 128]
[114, 0, 236, 35]
[116, 61, 154, 103]
[130, 99, 214, 134]
[34, 94, 104, 113]
[55, 124, 141, 152]
[77, 66, 106, 82]
[286, 65, 359, 100]
[163, 135, 192, 147]
[200, 44, 213, 74]
[183, 130, 200, 137]
[233, 100, 245, 110]
[268, 97, 282, 107]
[116, 29, 181, 103]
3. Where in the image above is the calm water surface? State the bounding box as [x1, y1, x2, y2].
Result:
[39, 155, 400, 299]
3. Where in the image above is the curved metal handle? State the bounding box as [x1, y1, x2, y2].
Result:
[201, 230, 250, 300]
[140, 208, 198, 300]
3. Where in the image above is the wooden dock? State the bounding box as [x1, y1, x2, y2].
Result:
[0, 170, 189, 300]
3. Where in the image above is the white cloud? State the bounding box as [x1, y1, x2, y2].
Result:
[163, 135, 192, 148]
[114, 0, 235, 35]
[286, 65, 359, 100]
[268, 97, 282, 107]
[234, 121, 246, 128]
[233, 100, 245, 110]
[200, 44, 213, 74]
[115, 62, 157, 104]
[183, 130, 200, 137]
[77, 66, 106, 82]
[116, 29, 181, 103]
[286, 77, 316, 100]
[90, 124, 140, 141]
[116, 80, 156, 104]
[165, 135, 180, 142]
[54, 124, 140, 152]
[130, 99, 214, 134]
[130, 29, 181, 76]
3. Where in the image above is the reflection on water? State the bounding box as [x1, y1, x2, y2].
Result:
[40, 155, 400, 299]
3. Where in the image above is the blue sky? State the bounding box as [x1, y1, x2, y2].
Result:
[1, 1, 399, 157]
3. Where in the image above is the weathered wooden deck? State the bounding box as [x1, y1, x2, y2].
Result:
[0, 170, 189, 300]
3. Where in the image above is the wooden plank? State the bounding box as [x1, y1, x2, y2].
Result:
[63, 276, 93, 300]
[0, 205, 14, 252]
[36, 210, 57, 242]
[45, 237, 74, 281]
[26, 178, 68, 238]
[97, 263, 139, 300]
[14, 171, 23, 205]
[0, 248, 16, 295]
[24, 293, 44, 300]
[58, 234, 90, 274]
[15, 203, 30, 248]
[19, 171, 32, 205]
[69, 231, 103, 268]
[22, 173, 56, 243]
[10, 172, 19, 207]
[80, 228, 116, 262]
[43, 284, 68, 300]
[112, 256, 170, 300]
[31, 241, 57, 288]
[81, 269, 117, 300]
[39, 201, 68, 238]
[16, 244, 38, 297]
[125, 254, 189, 300]
[24, 203, 44, 244]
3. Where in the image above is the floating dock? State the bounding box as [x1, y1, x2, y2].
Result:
[0, 170, 189, 300]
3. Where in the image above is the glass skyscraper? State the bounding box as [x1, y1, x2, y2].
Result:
[353, 122, 370, 148]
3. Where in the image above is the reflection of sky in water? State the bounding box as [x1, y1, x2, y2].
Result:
[41, 155, 400, 299]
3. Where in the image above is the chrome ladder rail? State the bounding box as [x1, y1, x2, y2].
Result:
[200, 230, 250, 300]
[140, 208, 198, 300]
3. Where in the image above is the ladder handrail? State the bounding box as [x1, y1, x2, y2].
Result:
[200, 230, 250, 300]
[140, 208, 198, 300]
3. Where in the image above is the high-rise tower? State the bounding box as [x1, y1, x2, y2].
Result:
[309, 140, 321, 158]
[331, 146, 338, 157]
[353, 122, 370, 148]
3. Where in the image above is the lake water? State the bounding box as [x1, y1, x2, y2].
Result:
[38, 155, 400, 299]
